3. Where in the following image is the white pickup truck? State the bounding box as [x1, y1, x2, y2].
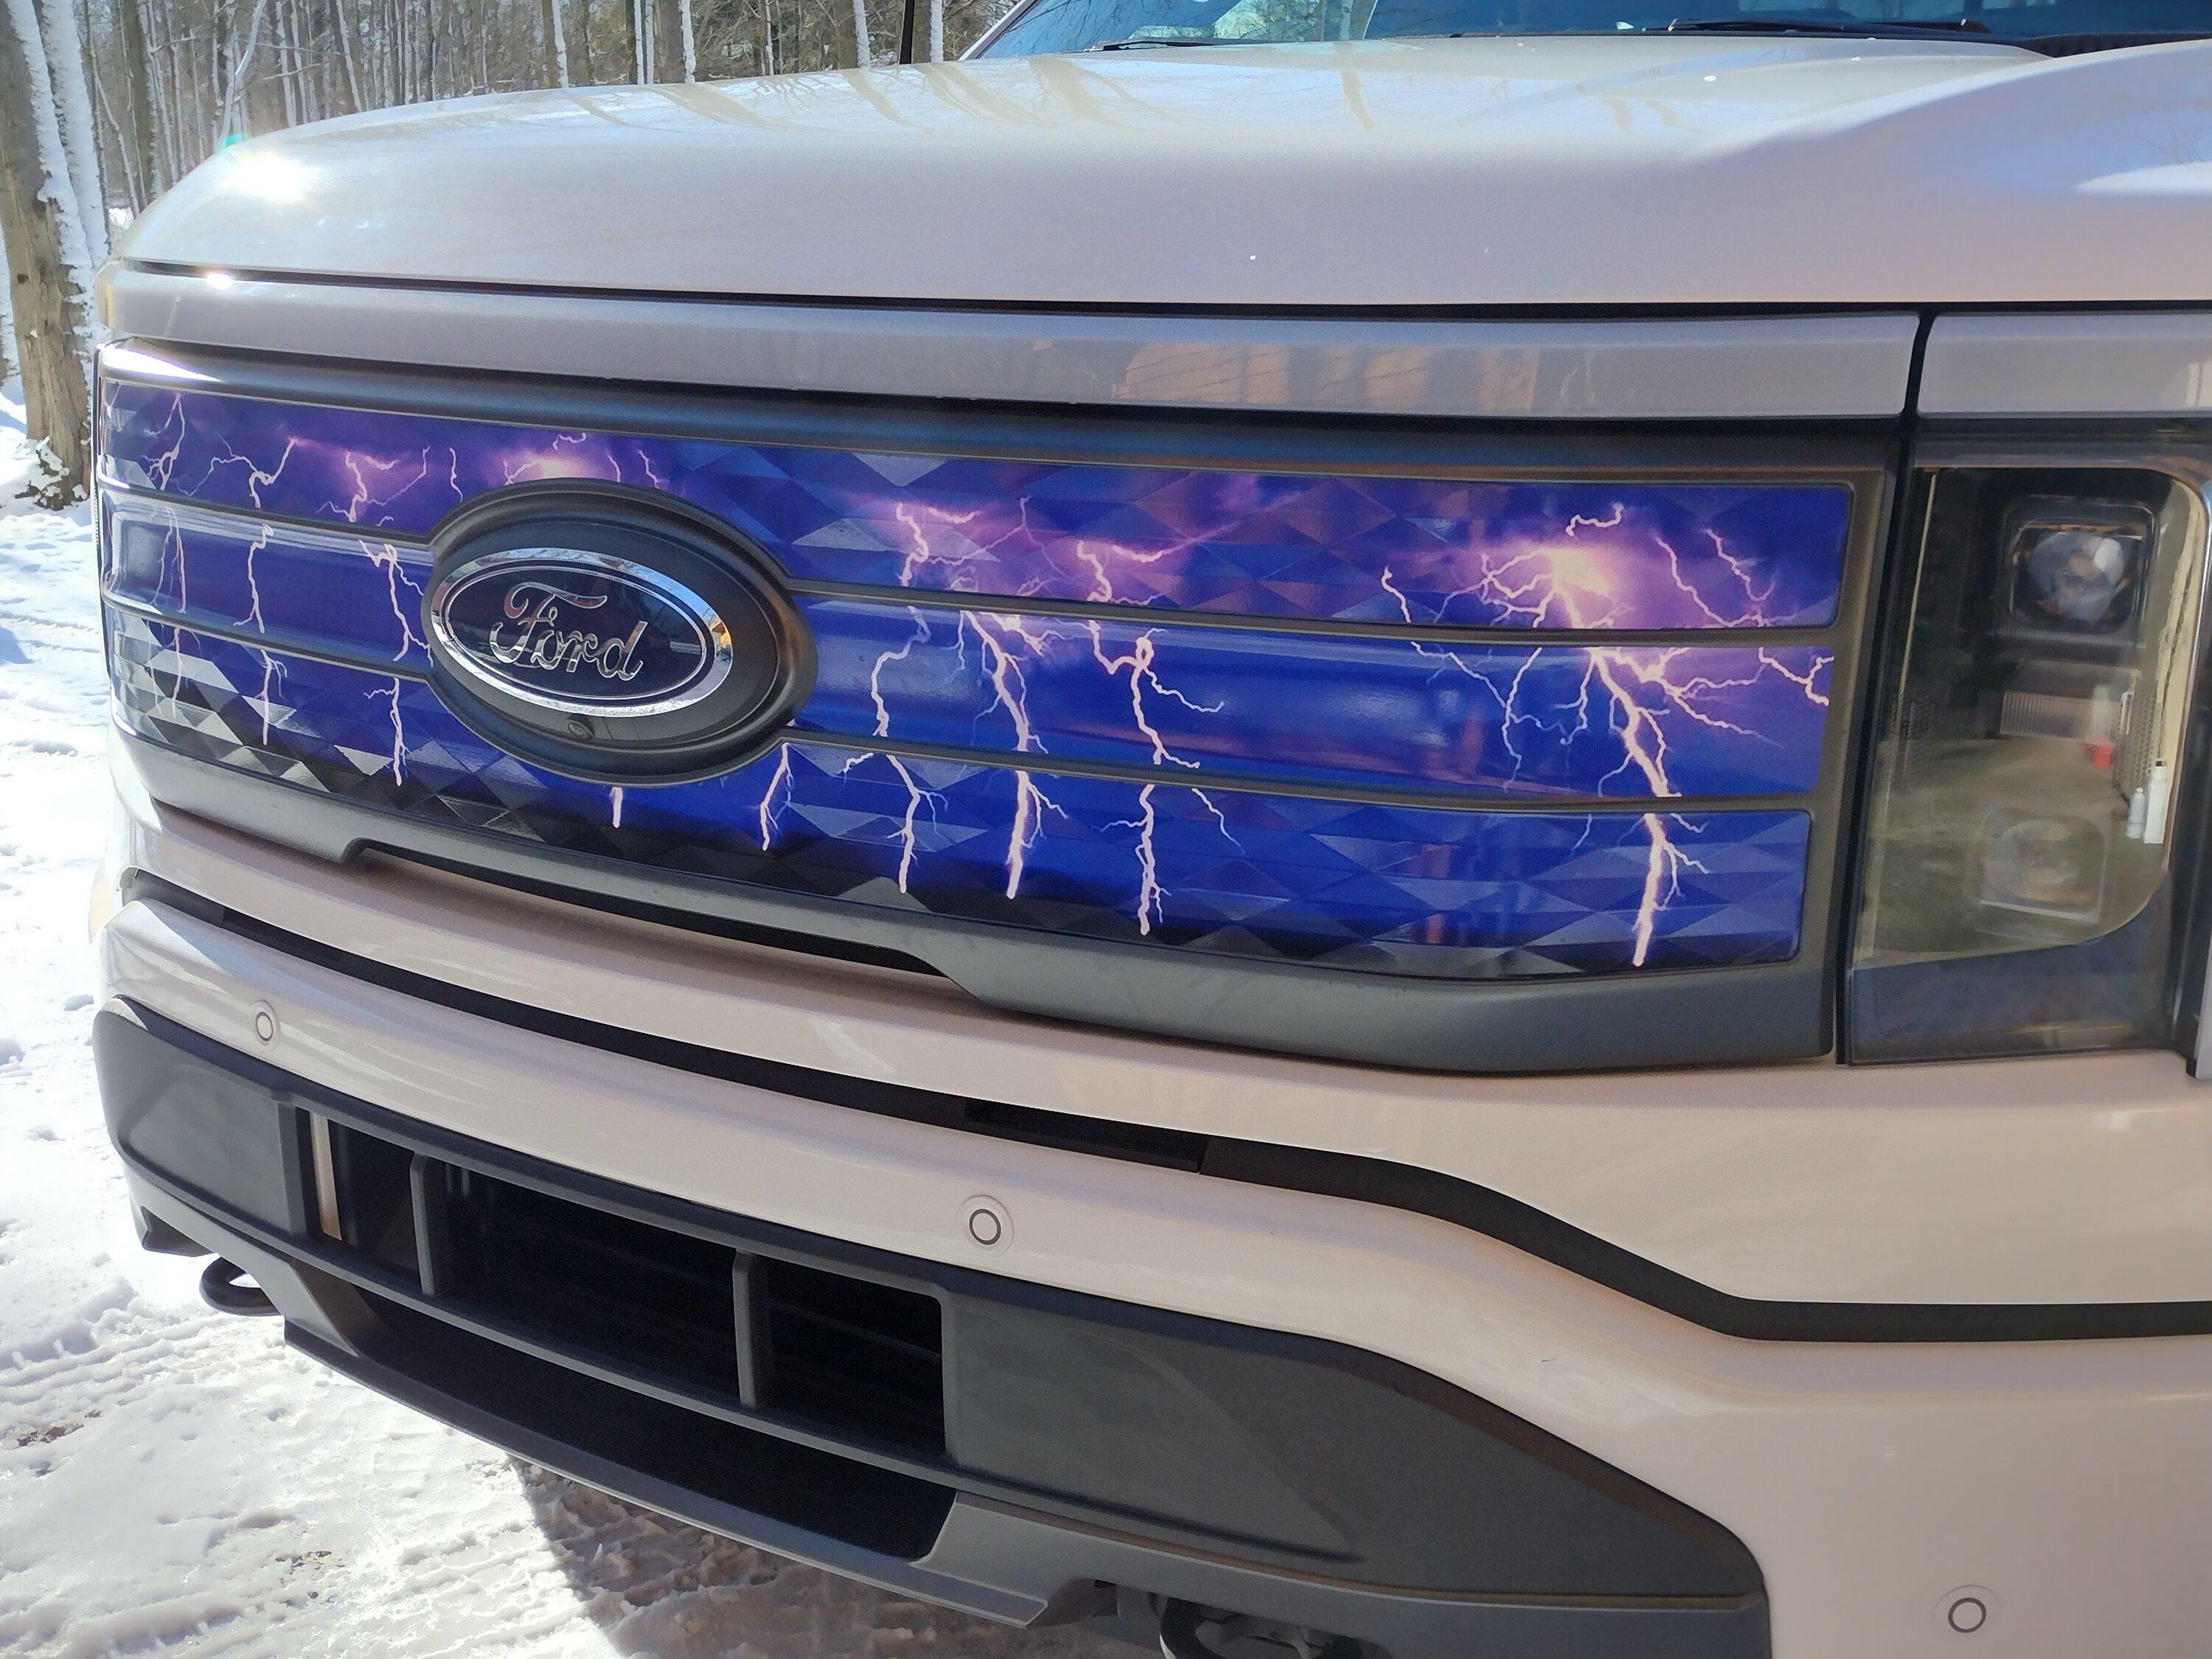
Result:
[88, 11, 2212, 1659]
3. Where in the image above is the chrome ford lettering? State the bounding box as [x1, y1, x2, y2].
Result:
[427, 548, 734, 718]
[485, 582, 650, 682]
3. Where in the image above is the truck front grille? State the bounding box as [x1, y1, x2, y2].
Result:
[97, 361, 1862, 992]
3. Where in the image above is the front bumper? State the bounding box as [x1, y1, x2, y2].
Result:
[101, 1004, 1766, 1659]
[94, 777, 2212, 1659]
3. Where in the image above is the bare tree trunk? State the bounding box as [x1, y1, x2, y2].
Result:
[674, 0, 694, 79]
[0, 218, 15, 385]
[95, 74, 142, 209]
[217, 0, 274, 139]
[113, 0, 161, 197]
[153, 0, 175, 177]
[332, 0, 366, 112]
[371, 0, 388, 105]
[38, 0, 108, 260]
[627, 0, 649, 80]
[276, 0, 301, 122]
[378, 0, 395, 105]
[307, 0, 331, 114]
[847, 0, 871, 66]
[538, 0, 568, 83]
[153, 0, 184, 180]
[207, 0, 229, 142]
[294, 0, 316, 118]
[202, 4, 220, 139]
[0, 0, 96, 503]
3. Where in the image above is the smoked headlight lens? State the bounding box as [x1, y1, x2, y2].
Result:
[1848, 448, 2212, 1062]
[2004, 498, 2152, 636]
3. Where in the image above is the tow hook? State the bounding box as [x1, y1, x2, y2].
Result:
[1156, 1600, 1363, 1659]
[198, 1258, 279, 1318]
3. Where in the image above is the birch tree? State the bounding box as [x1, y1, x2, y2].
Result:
[153, 0, 183, 181]
[215, 0, 274, 139]
[0, 220, 15, 386]
[0, 0, 97, 503]
[40, 0, 107, 261]
[539, 0, 568, 83]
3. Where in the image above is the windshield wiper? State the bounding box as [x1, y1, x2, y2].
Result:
[1658, 13, 1991, 35]
[1086, 34, 1253, 48]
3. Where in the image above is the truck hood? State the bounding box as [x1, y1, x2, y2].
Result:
[119, 34, 2212, 308]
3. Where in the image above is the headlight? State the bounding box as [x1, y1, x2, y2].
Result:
[2003, 498, 2152, 636]
[1848, 440, 2212, 1062]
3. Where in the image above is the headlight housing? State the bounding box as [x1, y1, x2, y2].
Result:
[1848, 436, 2212, 1063]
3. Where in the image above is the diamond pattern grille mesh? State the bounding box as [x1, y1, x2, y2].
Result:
[111, 615, 1811, 978]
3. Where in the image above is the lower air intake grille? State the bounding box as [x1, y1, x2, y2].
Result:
[748, 1256, 946, 1455]
[329, 1122, 947, 1458]
[349, 1294, 953, 1561]
[438, 1168, 746, 1402]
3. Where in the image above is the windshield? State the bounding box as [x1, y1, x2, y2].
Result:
[976, 0, 2209, 55]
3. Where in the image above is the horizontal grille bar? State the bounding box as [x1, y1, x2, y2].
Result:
[99, 376, 1851, 630]
[111, 613, 1813, 978]
[105, 492, 1833, 802]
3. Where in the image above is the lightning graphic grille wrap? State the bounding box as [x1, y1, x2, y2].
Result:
[108, 615, 1812, 978]
[101, 380, 1851, 628]
[105, 498, 1834, 802]
[97, 369, 1846, 983]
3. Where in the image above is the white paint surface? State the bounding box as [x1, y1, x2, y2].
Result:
[113, 787, 2212, 1310]
[115, 35, 2212, 307]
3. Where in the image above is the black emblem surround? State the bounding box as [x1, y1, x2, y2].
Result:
[423, 489, 814, 784]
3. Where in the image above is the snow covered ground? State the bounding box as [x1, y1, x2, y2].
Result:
[0, 387, 1124, 1658]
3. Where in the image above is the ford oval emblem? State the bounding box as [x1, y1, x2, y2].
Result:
[421, 495, 814, 785]
[429, 549, 734, 717]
